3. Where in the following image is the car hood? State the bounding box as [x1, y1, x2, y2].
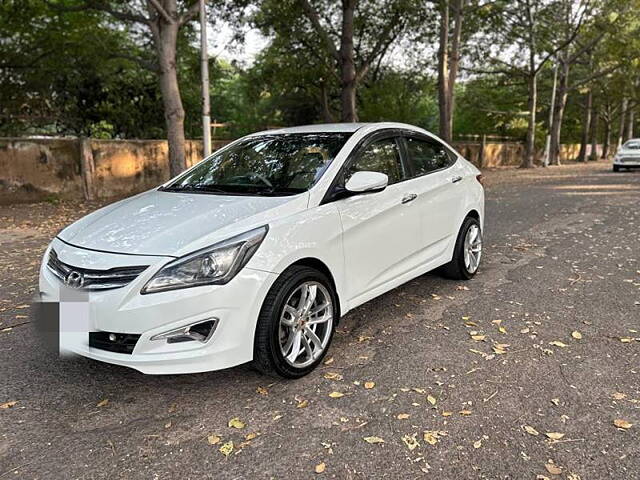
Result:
[58, 189, 308, 257]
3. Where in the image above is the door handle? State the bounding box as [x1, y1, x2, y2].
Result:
[401, 193, 417, 204]
[450, 175, 463, 184]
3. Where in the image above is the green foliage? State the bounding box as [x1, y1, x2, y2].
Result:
[1, 0, 639, 145]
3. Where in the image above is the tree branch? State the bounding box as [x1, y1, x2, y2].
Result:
[148, 0, 174, 23]
[179, 0, 205, 26]
[298, 0, 340, 62]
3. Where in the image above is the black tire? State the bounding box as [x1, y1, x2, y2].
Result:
[252, 265, 338, 378]
[440, 216, 482, 280]
[613, 165, 620, 172]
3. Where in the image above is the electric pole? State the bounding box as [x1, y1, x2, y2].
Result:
[200, 0, 211, 157]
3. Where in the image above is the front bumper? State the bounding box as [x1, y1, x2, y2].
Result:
[614, 157, 640, 167]
[38, 238, 277, 374]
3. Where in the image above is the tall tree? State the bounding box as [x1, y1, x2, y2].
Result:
[294, 0, 418, 121]
[437, 0, 466, 143]
[57, 0, 210, 176]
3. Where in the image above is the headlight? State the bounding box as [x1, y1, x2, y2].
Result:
[141, 226, 268, 294]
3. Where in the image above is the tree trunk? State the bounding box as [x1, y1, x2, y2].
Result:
[339, 0, 358, 122]
[627, 109, 635, 140]
[589, 110, 599, 161]
[437, 0, 451, 142]
[617, 98, 627, 148]
[447, 0, 465, 141]
[601, 112, 611, 159]
[319, 80, 334, 123]
[549, 58, 569, 166]
[577, 88, 592, 162]
[154, 21, 187, 177]
[522, 71, 537, 168]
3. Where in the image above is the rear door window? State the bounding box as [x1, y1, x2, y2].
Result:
[404, 137, 455, 177]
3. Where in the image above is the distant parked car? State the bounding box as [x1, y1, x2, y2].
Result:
[39, 122, 484, 378]
[613, 139, 640, 171]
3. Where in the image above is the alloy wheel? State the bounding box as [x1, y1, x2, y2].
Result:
[279, 281, 333, 368]
[463, 224, 482, 274]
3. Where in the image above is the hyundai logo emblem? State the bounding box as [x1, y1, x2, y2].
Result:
[65, 270, 85, 289]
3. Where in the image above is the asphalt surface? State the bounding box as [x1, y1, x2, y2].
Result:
[0, 160, 638, 479]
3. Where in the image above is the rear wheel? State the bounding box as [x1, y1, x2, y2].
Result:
[440, 216, 482, 280]
[253, 265, 337, 378]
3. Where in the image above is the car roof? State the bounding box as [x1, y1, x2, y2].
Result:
[250, 122, 425, 136]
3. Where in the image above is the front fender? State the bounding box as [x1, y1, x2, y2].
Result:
[245, 203, 347, 315]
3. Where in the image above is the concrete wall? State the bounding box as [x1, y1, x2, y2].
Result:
[0, 138, 230, 203]
[0, 136, 601, 204]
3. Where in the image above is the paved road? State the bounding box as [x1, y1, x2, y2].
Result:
[1, 161, 638, 479]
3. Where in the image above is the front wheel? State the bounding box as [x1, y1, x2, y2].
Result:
[253, 266, 338, 378]
[440, 216, 482, 280]
[613, 165, 620, 172]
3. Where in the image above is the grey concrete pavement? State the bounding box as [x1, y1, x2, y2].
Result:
[1, 161, 638, 479]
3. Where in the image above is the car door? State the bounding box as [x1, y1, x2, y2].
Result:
[331, 134, 421, 305]
[400, 134, 466, 265]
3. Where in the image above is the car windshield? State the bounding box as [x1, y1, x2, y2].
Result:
[623, 140, 640, 150]
[163, 133, 351, 196]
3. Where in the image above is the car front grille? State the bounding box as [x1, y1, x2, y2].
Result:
[47, 249, 148, 290]
[89, 331, 141, 354]
[620, 156, 640, 163]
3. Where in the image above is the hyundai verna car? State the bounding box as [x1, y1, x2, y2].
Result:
[39, 123, 484, 378]
[613, 139, 640, 171]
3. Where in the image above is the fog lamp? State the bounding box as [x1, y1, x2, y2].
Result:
[150, 318, 218, 344]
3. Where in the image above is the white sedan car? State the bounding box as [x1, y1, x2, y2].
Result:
[39, 123, 484, 377]
[613, 139, 640, 171]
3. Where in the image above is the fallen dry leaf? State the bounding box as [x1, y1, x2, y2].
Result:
[323, 372, 343, 381]
[207, 435, 221, 445]
[256, 386, 268, 395]
[613, 419, 633, 430]
[297, 399, 309, 409]
[245, 432, 257, 440]
[459, 410, 472, 416]
[363, 436, 385, 444]
[324, 357, 334, 365]
[397, 413, 410, 420]
[315, 462, 326, 474]
[402, 433, 420, 451]
[228, 417, 245, 429]
[0, 401, 17, 409]
[364, 381, 375, 389]
[612, 392, 626, 400]
[442, 411, 453, 417]
[571, 331, 582, 340]
[423, 430, 447, 445]
[523, 425, 539, 436]
[545, 432, 565, 440]
[96, 399, 109, 408]
[328, 392, 344, 398]
[545, 463, 562, 475]
[427, 395, 437, 406]
[473, 439, 482, 448]
[219, 441, 234, 456]
[549, 341, 568, 348]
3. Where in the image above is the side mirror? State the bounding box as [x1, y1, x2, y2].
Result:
[345, 171, 388, 193]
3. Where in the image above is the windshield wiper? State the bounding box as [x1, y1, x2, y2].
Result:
[160, 184, 227, 194]
[251, 187, 305, 196]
